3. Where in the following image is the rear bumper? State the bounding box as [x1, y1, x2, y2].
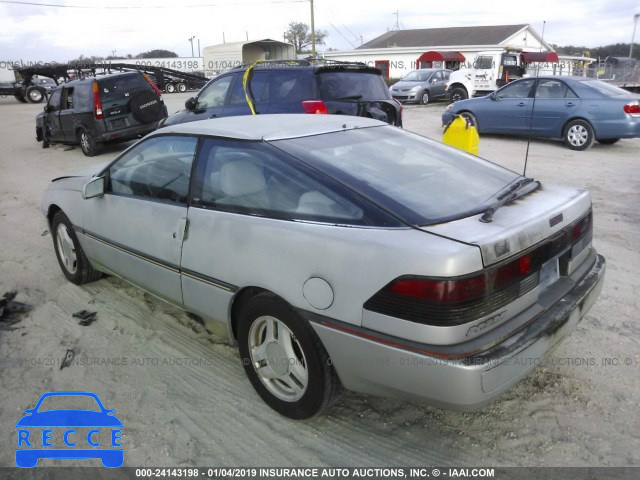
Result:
[311, 253, 605, 410]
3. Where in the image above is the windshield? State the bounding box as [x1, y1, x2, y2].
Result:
[273, 127, 520, 225]
[581, 79, 634, 97]
[402, 70, 432, 82]
[317, 72, 391, 100]
[37, 395, 101, 412]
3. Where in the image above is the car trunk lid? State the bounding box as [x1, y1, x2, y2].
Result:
[420, 182, 592, 267]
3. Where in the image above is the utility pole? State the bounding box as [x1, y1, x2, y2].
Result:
[197, 38, 200, 57]
[631, 13, 640, 58]
[188, 36, 195, 57]
[310, 0, 316, 58]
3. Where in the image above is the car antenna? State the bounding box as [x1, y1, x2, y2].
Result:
[523, 20, 546, 177]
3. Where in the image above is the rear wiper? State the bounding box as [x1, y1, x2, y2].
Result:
[479, 178, 540, 223]
[336, 95, 363, 100]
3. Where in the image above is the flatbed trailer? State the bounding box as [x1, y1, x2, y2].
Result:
[8, 62, 210, 103]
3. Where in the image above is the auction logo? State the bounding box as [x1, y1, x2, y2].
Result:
[15, 391, 123, 468]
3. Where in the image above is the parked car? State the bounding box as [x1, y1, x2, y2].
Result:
[389, 68, 452, 104]
[442, 76, 640, 150]
[36, 71, 168, 156]
[31, 76, 57, 93]
[160, 60, 402, 128]
[42, 114, 605, 419]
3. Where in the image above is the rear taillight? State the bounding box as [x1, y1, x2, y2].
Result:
[92, 81, 103, 120]
[143, 72, 163, 97]
[365, 210, 593, 327]
[623, 102, 640, 116]
[302, 100, 328, 114]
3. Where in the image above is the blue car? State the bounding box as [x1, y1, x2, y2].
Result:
[442, 76, 640, 150]
[16, 391, 123, 468]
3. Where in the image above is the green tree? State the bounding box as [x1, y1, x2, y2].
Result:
[136, 49, 178, 59]
[284, 21, 328, 53]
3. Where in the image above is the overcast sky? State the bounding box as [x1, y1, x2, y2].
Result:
[0, 0, 639, 62]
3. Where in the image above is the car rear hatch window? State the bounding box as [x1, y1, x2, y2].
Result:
[316, 71, 399, 125]
[98, 73, 149, 103]
[273, 126, 519, 226]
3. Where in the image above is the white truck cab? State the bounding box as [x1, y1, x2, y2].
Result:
[446, 49, 527, 102]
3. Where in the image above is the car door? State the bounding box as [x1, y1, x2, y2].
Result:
[58, 86, 76, 142]
[429, 71, 447, 98]
[190, 74, 234, 120]
[223, 70, 270, 116]
[81, 135, 198, 306]
[530, 79, 580, 137]
[44, 88, 64, 141]
[479, 79, 535, 133]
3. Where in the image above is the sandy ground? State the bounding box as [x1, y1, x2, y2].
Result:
[1, 93, 639, 473]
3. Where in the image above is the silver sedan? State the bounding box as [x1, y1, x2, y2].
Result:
[42, 115, 605, 419]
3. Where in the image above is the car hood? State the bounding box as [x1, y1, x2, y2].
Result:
[16, 410, 123, 427]
[52, 162, 109, 183]
[420, 183, 592, 266]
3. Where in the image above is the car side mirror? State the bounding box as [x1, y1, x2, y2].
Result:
[489, 92, 497, 100]
[83, 176, 105, 199]
[185, 97, 196, 111]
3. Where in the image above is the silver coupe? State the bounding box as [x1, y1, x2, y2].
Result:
[42, 115, 606, 419]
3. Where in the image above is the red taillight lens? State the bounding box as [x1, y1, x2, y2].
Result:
[624, 102, 640, 116]
[302, 100, 329, 114]
[572, 210, 592, 242]
[143, 72, 163, 97]
[388, 275, 486, 303]
[92, 81, 103, 120]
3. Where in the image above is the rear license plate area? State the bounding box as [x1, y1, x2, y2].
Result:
[539, 257, 559, 290]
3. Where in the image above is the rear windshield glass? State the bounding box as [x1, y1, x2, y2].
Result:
[273, 127, 520, 225]
[98, 73, 149, 102]
[580, 80, 633, 97]
[317, 72, 391, 101]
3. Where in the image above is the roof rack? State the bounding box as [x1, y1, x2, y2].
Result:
[232, 58, 372, 70]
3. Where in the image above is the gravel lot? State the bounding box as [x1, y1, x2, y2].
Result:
[1, 93, 639, 472]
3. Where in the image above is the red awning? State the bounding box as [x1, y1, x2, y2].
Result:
[521, 52, 559, 63]
[416, 51, 465, 63]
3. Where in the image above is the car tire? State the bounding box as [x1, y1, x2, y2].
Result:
[597, 138, 619, 145]
[177, 83, 187, 93]
[449, 87, 468, 103]
[14, 93, 27, 103]
[419, 90, 430, 105]
[36, 126, 43, 142]
[51, 211, 102, 285]
[26, 86, 45, 104]
[42, 129, 50, 149]
[237, 292, 342, 420]
[79, 128, 98, 157]
[166, 83, 176, 93]
[460, 111, 479, 129]
[563, 119, 595, 151]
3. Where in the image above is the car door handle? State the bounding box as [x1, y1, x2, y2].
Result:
[517, 102, 527, 107]
[566, 102, 576, 107]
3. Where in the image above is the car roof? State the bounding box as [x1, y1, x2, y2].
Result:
[154, 114, 387, 141]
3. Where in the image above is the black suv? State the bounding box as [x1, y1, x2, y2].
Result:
[161, 61, 402, 128]
[36, 71, 167, 156]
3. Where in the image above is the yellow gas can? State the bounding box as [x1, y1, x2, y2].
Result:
[442, 115, 480, 155]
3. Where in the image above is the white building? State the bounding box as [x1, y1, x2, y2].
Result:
[203, 39, 295, 77]
[322, 24, 556, 78]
